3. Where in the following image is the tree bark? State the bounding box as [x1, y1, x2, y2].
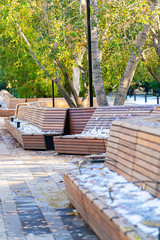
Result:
[114, 24, 152, 105]
[72, 49, 85, 96]
[72, 66, 81, 96]
[91, 0, 109, 106]
[114, 1, 159, 105]
[55, 59, 82, 107]
[150, 23, 160, 61]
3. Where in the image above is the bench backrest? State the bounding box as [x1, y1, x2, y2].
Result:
[82, 105, 156, 134]
[105, 115, 160, 198]
[68, 107, 96, 135]
[17, 105, 67, 132]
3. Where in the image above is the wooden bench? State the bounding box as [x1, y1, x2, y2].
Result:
[54, 105, 156, 155]
[64, 171, 156, 240]
[63, 110, 160, 240]
[0, 90, 52, 109]
[105, 114, 160, 199]
[5, 105, 68, 150]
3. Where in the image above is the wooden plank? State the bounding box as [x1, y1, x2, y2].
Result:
[138, 131, 160, 144]
[137, 138, 160, 152]
[134, 157, 159, 174]
[110, 131, 137, 143]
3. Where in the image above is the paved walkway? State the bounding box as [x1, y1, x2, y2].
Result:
[0, 118, 98, 240]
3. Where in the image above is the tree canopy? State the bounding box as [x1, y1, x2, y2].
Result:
[0, 0, 160, 106]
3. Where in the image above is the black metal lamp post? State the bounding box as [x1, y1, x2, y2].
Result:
[86, 0, 93, 107]
[52, 80, 55, 107]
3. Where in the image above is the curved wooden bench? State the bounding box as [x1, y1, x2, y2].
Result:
[54, 105, 156, 155]
[5, 105, 68, 150]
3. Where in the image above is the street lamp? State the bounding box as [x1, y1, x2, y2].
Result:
[52, 80, 55, 107]
[86, 0, 93, 107]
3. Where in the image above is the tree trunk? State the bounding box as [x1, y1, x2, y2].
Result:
[114, 24, 152, 105]
[114, 1, 159, 105]
[55, 59, 82, 107]
[72, 50, 85, 96]
[91, 0, 109, 106]
[150, 23, 160, 61]
[72, 66, 81, 96]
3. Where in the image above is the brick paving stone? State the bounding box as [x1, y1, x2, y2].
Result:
[0, 117, 98, 240]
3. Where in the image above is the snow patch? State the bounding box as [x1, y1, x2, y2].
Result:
[10, 119, 61, 134]
[81, 127, 110, 138]
[74, 163, 160, 237]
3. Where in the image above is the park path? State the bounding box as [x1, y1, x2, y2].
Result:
[0, 118, 98, 240]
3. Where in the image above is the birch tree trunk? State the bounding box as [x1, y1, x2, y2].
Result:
[72, 66, 81, 95]
[72, 50, 85, 96]
[150, 20, 160, 61]
[91, 0, 109, 106]
[114, 1, 159, 106]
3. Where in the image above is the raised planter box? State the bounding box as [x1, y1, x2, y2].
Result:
[64, 172, 156, 240]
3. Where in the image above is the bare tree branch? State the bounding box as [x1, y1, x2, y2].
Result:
[142, 51, 160, 84]
[14, 21, 76, 108]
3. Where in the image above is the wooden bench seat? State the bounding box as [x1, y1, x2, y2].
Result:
[54, 105, 156, 155]
[5, 105, 68, 150]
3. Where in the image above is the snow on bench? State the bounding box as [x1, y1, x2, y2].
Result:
[5, 105, 68, 150]
[54, 105, 156, 155]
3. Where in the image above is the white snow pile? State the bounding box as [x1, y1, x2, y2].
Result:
[10, 119, 61, 134]
[74, 163, 160, 238]
[81, 127, 110, 138]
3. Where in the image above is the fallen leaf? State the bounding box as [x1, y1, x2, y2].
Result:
[89, 180, 94, 183]
[131, 194, 137, 197]
[145, 197, 154, 202]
